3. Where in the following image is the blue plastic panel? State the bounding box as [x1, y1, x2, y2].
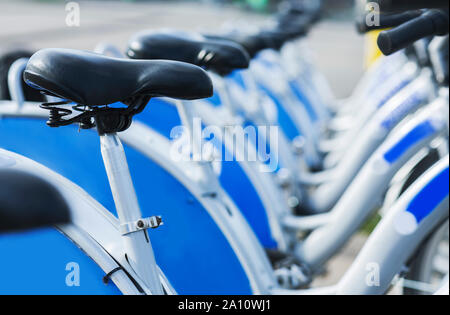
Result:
[0, 228, 121, 295]
[0, 117, 252, 294]
[288, 80, 318, 122]
[137, 99, 279, 249]
[256, 83, 301, 141]
[383, 120, 435, 164]
[406, 167, 449, 224]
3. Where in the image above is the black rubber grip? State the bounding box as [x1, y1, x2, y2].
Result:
[356, 10, 423, 33]
[377, 9, 449, 55]
[372, 0, 449, 13]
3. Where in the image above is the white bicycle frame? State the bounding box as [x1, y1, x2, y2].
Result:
[275, 155, 449, 295]
[249, 52, 322, 167]
[322, 62, 421, 166]
[0, 148, 175, 295]
[121, 60, 448, 278]
[0, 99, 279, 295]
[219, 48, 440, 219]
[2, 45, 447, 294]
[306, 67, 437, 212]
[99, 132, 164, 294]
[336, 156, 449, 294]
[296, 96, 448, 268]
[2, 61, 279, 294]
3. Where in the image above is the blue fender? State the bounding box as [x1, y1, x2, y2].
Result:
[228, 69, 301, 141]
[0, 117, 252, 294]
[288, 80, 318, 123]
[0, 228, 121, 295]
[138, 98, 278, 249]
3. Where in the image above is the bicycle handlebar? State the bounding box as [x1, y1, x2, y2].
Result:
[370, 0, 449, 13]
[356, 10, 422, 34]
[377, 9, 449, 55]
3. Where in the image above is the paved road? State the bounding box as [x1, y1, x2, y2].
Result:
[1, 0, 367, 287]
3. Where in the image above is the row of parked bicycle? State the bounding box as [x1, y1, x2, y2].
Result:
[0, 0, 448, 295]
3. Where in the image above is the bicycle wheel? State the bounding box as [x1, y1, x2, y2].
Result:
[405, 220, 449, 295]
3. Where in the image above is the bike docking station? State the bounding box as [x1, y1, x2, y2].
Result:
[0, 0, 448, 304]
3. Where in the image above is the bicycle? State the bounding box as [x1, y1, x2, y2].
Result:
[0, 0, 448, 295]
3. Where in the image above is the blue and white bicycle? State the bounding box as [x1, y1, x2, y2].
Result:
[0, 0, 448, 295]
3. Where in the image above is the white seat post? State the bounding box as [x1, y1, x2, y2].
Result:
[100, 133, 164, 295]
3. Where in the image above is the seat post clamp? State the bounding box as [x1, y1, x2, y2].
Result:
[120, 216, 163, 236]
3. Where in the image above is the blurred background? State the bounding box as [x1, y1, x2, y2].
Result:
[0, 0, 363, 98]
[0, 0, 367, 285]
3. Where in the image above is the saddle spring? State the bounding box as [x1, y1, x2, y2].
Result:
[39, 95, 96, 129]
[38, 94, 150, 133]
[39, 100, 72, 126]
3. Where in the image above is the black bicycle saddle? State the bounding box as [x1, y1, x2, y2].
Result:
[24, 48, 213, 106]
[205, 33, 269, 58]
[0, 170, 71, 233]
[206, 29, 296, 59]
[127, 30, 250, 76]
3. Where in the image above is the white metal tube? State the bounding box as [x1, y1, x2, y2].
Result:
[8, 58, 28, 108]
[100, 133, 164, 295]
